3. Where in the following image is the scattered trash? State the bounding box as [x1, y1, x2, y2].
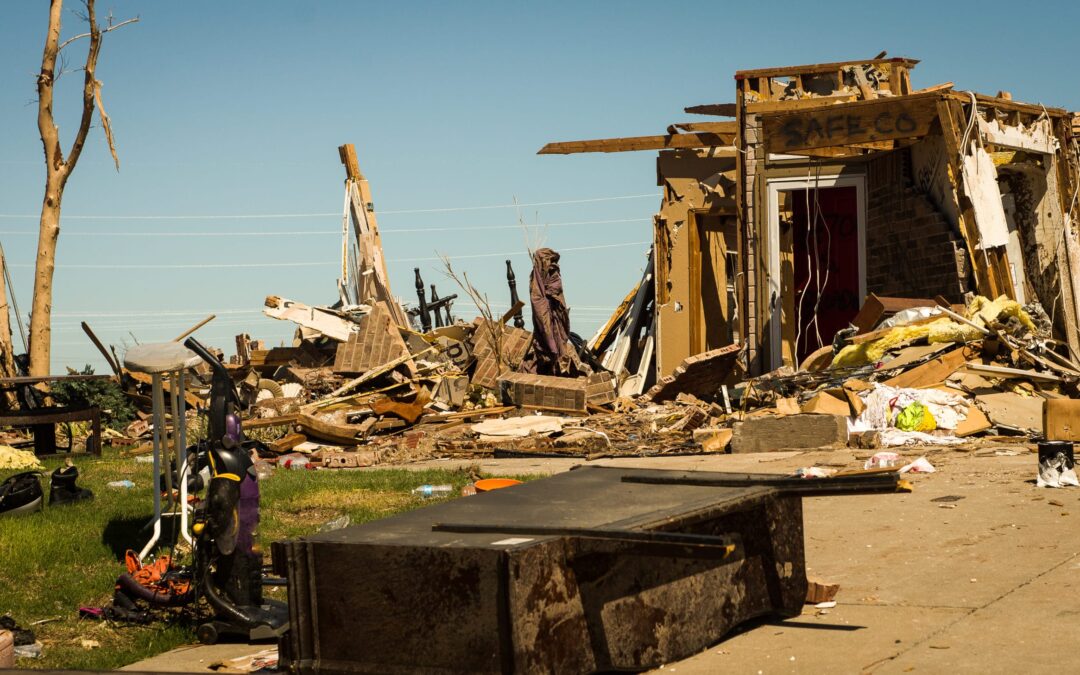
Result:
[13, 642, 42, 659]
[473, 478, 523, 492]
[814, 601, 837, 609]
[279, 454, 315, 471]
[208, 647, 278, 672]
[318, 515, 351, 532]
[864, 452, 900, 470]
[252, 459, 274, 481]
[795, 467, 835, 479]
[411, 484, 453, 498]
[899, 456, 936, 474]
[1037, 441, 1079, 488]
[106, 480, 135, 489]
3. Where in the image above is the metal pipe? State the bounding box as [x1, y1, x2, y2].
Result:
[139, 374, 166, 561]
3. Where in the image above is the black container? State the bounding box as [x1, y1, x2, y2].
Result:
[1038, 440, 1075, 468]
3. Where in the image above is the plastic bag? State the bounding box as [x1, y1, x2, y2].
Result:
[895, 402, 937, 432]
[279, 453, 314, 470]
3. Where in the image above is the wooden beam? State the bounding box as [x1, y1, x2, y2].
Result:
[912, 82, 954, 94]
[538, 133, 736, 155]
[684, 103, 737, 117]
[761, 92, 942, 154]
[746, 94, 858, 114]
[735, 57, 919, 80]
[947, 91, 1068, 117]
[338, 143, 363, 181]
[669, 121, 738, 134]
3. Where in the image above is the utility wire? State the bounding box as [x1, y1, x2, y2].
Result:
[0, 217, 651, 237]
[0, 193, 658, 221]
[8, 240, 650, 269]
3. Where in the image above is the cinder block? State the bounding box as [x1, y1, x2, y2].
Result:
[498, 372, 586, 413]
[585, 372, 617, 406]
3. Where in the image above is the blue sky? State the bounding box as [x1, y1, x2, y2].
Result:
[1, 1, 1078, 372]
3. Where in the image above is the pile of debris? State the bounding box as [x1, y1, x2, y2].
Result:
[690, 293, 1080, 455]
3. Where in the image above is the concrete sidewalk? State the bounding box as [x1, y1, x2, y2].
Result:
[125, 445, 1080, 673]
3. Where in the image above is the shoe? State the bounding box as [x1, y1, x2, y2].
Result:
[49, 465, 94, 506]
[0, 472, 43, 516]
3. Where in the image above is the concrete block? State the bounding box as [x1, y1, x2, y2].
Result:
[730, 414, 848, 453]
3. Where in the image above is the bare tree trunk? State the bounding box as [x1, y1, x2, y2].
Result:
[0, 249, 19, 409]
[29, 0, 134, 376]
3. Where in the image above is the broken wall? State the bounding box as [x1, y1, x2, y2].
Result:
[654, 150, 738, 378]
[865, 148, 969, 300]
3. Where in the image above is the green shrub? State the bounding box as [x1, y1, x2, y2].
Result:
[50, 365, 136, 431]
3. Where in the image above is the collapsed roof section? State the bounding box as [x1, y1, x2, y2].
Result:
[542, 54, 1080, 379]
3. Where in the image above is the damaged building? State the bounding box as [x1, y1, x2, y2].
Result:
[543, 55, 1080, 385]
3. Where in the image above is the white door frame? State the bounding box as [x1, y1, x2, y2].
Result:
[766, 175, 867, 369]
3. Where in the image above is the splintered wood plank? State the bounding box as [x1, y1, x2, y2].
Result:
[746, 94, 858, 114]
[735, 57, 919, 80]
[538, 133, 735, 155]
[684, 103, 737, 117]
[669, 121, 738, 133]
[882, 346, 976, 389]
[761, 92, 941, 153]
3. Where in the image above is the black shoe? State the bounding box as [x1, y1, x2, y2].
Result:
[0, 472, 43, 516]
[49, 465, 94, 506]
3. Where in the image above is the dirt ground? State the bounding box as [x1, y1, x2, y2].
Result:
[128, 443, 1080, 673]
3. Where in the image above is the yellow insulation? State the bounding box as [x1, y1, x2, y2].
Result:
[830, 295, 1034, 369]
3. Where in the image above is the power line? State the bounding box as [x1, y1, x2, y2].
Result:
[0, 217, 651, 238]
[0, 193, 658, 221]
[8, 240, 650, 269]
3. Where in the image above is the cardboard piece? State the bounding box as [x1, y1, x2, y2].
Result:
[692, 427, 734, 453]
[883, 346, 975, 389]
[775, 397, 801, 416]
[1044, 398, 1080, 441]
[975, 392, 1044, 434]
[842, 379, 872, 416]
[802, 392, 851, 417]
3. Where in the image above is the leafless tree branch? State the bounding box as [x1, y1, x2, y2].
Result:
[57, 16, 138, 51]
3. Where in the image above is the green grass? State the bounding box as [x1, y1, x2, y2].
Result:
[0, 449, 503, 671]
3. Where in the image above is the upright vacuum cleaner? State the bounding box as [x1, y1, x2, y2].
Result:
[180, 337, 288, 644]
[109, 339, 287, 641]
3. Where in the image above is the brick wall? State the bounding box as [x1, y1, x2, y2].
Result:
[865, 150, 969, 301]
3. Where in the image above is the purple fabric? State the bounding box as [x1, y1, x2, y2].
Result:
[529, 248, 573, 375]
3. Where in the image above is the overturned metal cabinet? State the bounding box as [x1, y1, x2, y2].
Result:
[273, 466, 816, 673]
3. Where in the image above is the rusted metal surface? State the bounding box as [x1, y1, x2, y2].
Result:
[273, 466, 816, 673]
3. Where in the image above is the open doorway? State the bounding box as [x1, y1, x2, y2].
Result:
[768, 176, 866, 368]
